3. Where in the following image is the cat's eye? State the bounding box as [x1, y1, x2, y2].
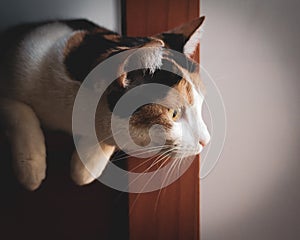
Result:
[168, 108, 182, 121]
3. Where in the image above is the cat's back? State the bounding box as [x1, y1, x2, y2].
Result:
[0, 19, 105, 60]
[0, 19, 111, 93]
[0, 19, 116, 131]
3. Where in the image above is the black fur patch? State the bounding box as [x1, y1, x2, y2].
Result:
[159, 33, 186, 52]
[64, 33, 152, 82]
[64, 32, 121, 82]
[63, 21, 196, 83]
[107, 59, 183, 117]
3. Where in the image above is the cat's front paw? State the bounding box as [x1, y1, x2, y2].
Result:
[70, 151, 96, 186]
[71, 169, 96, 186]
[13, 154, 46, 191]
[70, 143, 115, 186]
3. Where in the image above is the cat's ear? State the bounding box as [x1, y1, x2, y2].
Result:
[117, 39, 165, 88]
[154, 16, 205, 57]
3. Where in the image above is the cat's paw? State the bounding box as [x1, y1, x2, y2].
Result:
[70, 152, 96, 186]
[70, 143, 114, 186]
[13, 154, 46, 191]
[71, 169, 95, 186]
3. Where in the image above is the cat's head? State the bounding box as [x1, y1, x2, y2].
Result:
[107, 17, 210, 158]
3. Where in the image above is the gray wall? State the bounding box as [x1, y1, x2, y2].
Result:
[0, 0, 121, 32]
[201, 0, 300, 239]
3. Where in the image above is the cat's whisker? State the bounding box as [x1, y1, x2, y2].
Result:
[177, 154, 185, 177]
[138, 151, 172, 174]
[129, 151, 173, 215]
[154, 155, 181, 213]
[142, 147, 176, 171]
[128, 150, 174, 214]
[122, 144, 172, 155]
[116, 144, 172, 156]
[128, 148, 174, 181]
[125, 152, 167, 174]
[174, 154, 185, 180]
[154, 152, 188, 212]
[111, 145, 171, 163]
[115, 151, 166, 176]
[132, 150, 176, 211]
[97, 129, 124, 145]
[120, 144, 174, 155]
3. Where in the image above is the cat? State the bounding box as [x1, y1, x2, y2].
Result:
[0, 17, 210, 190]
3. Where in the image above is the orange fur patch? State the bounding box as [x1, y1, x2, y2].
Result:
[63, 31, 86, 57]
[102, 34, 121, 42]
[174, 79, 194, 105]
[130, 104, 172, 129]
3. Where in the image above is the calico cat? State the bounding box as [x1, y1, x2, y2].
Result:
[0, 17, 210, 190]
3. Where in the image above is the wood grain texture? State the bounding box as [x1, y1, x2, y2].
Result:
[128, 156, 200, 240]
[125, 0, 200, 239]
[126, 0, 199, 36]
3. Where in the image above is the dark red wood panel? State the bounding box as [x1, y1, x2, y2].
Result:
[126, 0, 199, 36]
[125, 0, 201, 239]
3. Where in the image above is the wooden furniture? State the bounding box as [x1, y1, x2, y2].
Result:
[124, 0, 201, 239]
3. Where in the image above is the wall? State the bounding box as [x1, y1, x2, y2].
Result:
[201, 0, 300, 239]
[0, 0, 121, 32]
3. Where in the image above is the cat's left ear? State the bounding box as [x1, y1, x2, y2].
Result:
[154, 16, 205, 57]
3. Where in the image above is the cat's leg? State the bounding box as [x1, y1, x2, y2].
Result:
[71, 138, 115, 185]
[0, 98, 46, 190]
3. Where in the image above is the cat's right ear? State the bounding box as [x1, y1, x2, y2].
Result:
[154, 16, 205, 57]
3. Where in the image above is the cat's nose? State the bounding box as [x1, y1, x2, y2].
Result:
[198, 123, 211, 148]
[199, 135, 210, 147]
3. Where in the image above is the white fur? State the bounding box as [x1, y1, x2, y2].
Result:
[125, 46, 163, 74]
[13, 23, 81, 132]
[183, 27, 203, 57]
[139, 46, 163, 74]
[170, 87, 210, 156]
